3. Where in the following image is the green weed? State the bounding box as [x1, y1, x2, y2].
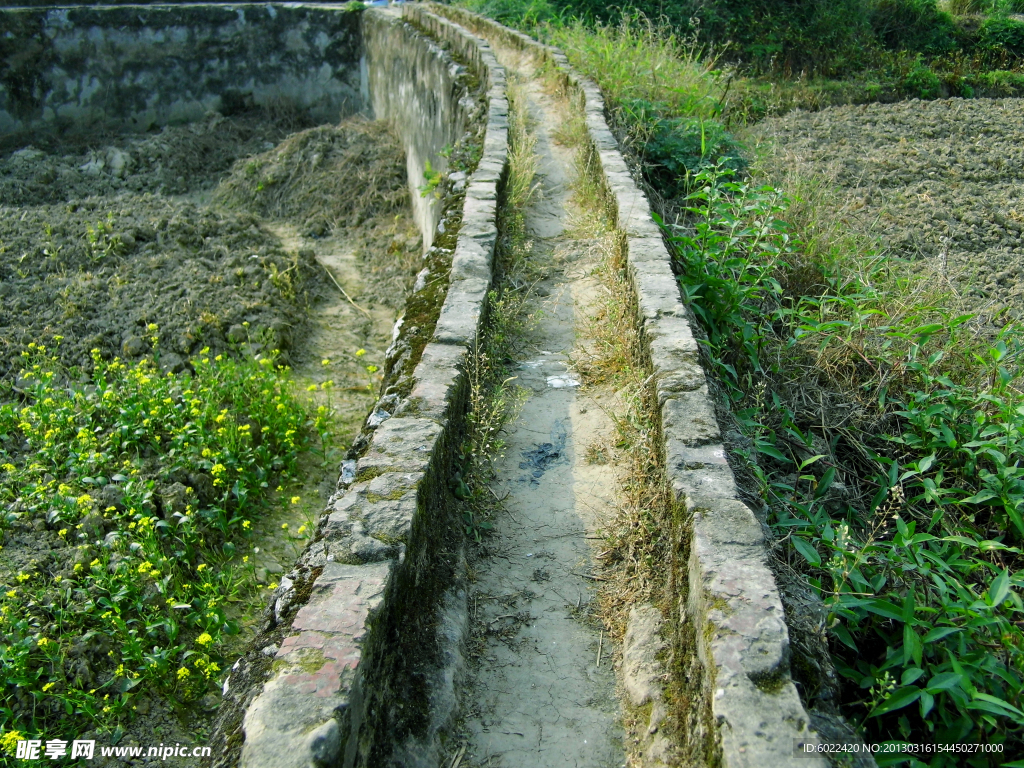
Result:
[0, 337, 311, 745]
[661, 165, 1024, 758]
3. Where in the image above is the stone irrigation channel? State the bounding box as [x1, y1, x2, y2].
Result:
[0, 3, 831, 767]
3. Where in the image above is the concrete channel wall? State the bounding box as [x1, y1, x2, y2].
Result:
[430, 6, 828, 767]
[235, 7, 508, 768]
[0, 2, 365, 137]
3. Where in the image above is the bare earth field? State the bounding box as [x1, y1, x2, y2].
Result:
[0, 112, 418, 762]
[751, 97, 1024, 322]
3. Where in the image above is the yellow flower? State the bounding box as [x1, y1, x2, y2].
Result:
[58, 528, 68, 537]
[177, 667, 190, 680]
[281, 523, 289, 530]
[321, 359, 330, 366]
[197, 563, 207, 572]
[16, 573, 30, 583]
[297, 525, 307, 535]
[1, 730, 24, 755]
[147, 323, 158, 332]
[268, 582, 279, 590]
[42, 682, 56, 692]
[242, 520, 251, 530]
[37, 637, 49, 647]
[5, 590, 15, 598]
[355, 349, 366, 357]
[306, 384, 318, 392]
[196, 632, 213, 646]
[290, 496, 300, 505]
[89, 559, 100, 568]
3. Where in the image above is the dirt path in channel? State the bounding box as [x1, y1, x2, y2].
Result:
[456, 54, 627, 768]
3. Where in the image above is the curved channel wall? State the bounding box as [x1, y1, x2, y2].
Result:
[429, 5, 828, 767]
[1, 3, 829, 766]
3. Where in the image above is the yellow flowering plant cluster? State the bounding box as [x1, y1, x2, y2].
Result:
[0, 341, 311, 745]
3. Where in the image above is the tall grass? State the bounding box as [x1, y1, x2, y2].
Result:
[548, 16, 729, 121]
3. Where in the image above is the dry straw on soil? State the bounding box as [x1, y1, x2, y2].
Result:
[216, 117, 408, 236]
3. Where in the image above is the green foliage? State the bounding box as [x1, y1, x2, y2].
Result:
[458, 0, 558, 28]
[546, 14, 729, 121]
[980, 16, 1024, 57]
[902, 54, 945, 96]
[0, 339, 309, 741]
[621, 101, 745, 199]
[684, 0, 878, 77]
[657, 167, 788, 390]
[419, 159, 443, 199]
[869, 0, 957, 55]
[661, 165, 1024, 757]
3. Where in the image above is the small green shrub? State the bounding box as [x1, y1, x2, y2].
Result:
[869, 0, 958, 54]
[980, 16, 1024, 57]
[902, 55, 945, 95]
[621, 101, 745, 199]
[681, 0, 880, 77]
[458, 0, 558, 27]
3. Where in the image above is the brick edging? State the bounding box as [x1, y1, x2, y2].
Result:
[424, 6, 827, 766]
[234, 8, 509, 767]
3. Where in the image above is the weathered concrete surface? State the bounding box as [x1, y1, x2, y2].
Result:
[0, 3, 363, 137]
[241, 562, 389, 768]
[428, 5, 827, 766]
[364, 8, 469, 248]
[235, 7, 510, 768]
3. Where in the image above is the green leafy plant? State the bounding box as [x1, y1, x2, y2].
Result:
[621, 101, 745, 198]
[419, 159, 444, 198]
[660, 165, 1024, 758]
[0, 339, 311, 743]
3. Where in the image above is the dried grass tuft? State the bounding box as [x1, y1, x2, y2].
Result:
[216, 117, 407, 235]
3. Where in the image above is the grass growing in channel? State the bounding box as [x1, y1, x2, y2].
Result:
[456, 76, 536, 540]
[0, 335, 327, 748]
[454, 1, 1023, 759]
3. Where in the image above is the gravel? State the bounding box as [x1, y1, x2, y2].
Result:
[752, 97, 1024, 320]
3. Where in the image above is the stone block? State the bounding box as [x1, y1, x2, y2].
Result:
[241, 560, 390, 768]
[670, 461, 739, 510]
[692, 499, 765, 549]
[432, 277, 489, 345]
[324, 471, 421, 551]
[450, 236, 492, 280]
[622, 604, 666, 707]
[632, 260, 685, 322]
[627, 236, 671, 264]
[406, 342, 466, 423]
[357, 418, 443, 476]
[662, 389, 721, 448]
